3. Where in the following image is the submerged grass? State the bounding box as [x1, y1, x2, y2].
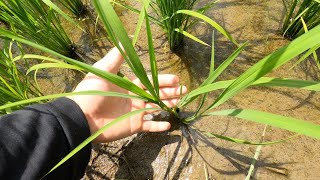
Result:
[282, 0, 320, 39]
[1, 0, 320, 176]
[0, 41, 43, 114]
[0, 0, 76, 57]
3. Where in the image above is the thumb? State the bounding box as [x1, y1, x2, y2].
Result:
[93, 47, 124, 74]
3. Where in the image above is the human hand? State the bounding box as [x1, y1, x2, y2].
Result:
[69, 47, 187, 143]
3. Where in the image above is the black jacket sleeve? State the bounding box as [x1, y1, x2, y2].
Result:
[0, 98, 92, 180]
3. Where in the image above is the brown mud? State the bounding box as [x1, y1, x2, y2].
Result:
[23, 0, 320, 179]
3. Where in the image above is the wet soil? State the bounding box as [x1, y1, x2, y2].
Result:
[24, 0, 320, 179]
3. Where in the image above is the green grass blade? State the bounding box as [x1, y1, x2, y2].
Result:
[176, 10, 239, 46]
[132, 0, 151, 46]
[0, 28, 155, 101]
[13, 54, 66, 63]
[174, 28, 210, 46]
[210, 30, 215, 74]
[179, 77, 320, 107]
[92, 0, 157, 98]
[201, 42, 248, 86]
[203, 131, 296, 145]
[206, 109, 320, 139]
[145, 8, 159, 96]
[42, 0, 83, 31]
[289, 43, 320, 69]
[206, 24, 320, 111]
[27, 63, 83, 73]
[301, 17, 320, 68]
[0, 90, 148, 111]
[44, 107, 160, 177]
[113, 1, 161, 26]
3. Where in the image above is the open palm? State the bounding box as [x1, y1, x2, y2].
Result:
[69, 48, 187, 143]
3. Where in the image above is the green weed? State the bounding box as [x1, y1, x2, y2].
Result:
[282, 0, 320, 39]
[0, 0, 76, 57]
[115, 0, 228, 51]
[56, 0, 86, 18]
[0, 41, 43, 114]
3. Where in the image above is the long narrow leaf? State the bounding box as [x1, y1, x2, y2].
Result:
[0, 90, 148, 111]
[203, 131, 296, 145]
[210, 30, 215, 74]
[132, 0, 151, 46]
[174, 28, 210, 46]
[176, 10, 239, 46]
[206, 25, 320, 111]
[145, 8, 159, 96]
[42, 0, 83, 31]
[92, 0, 157, 98]
[206, 109, 320, 139]
[27, 63, 83, 73]
[201, 42, 248, 86]
[179, 77, 320, 107]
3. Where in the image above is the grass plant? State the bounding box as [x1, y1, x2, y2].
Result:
[282, 0, 320, 39]
[56, 0, 86, 18]
[152, 0, 200, 50]
[1, 0, 320, 176]
[0, 0, 76, 57]
[0, 41, 43, 114]
[115, 0, 232, 51]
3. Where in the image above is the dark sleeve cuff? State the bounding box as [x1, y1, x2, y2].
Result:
[45, 97, 91, 179]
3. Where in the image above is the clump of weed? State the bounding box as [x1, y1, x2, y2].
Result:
[0, 0, 77, 57]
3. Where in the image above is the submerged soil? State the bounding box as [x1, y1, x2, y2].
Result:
[31, 0, 320, 179]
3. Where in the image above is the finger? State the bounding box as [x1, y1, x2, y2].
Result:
[146, 98, 180, 109]
[141, 121, 171, 132]
[132, 74, 180, 89]
[151, 86, 187, 99]
[92, 47, 124, 74]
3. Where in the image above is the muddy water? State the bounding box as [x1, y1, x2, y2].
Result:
[29, 0, 320, 179]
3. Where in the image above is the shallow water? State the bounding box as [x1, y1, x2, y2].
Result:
[19, 0, 320, 179]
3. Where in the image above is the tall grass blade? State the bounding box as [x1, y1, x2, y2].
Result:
[176, 10, 239, 46]
[145, 8, 159, 96]
[42, 0, 83, 31]
[210, 30, 215, 74]
[289, 43, 320, 69]
[27, 63, 83, 73]
[174, 28, 210, 46]
[205, 24, 320, 111]
[132, 0, 151, 46]
[0, 91, 148, 111]
[206, 109, 320, 139]
[179, 77, 320, 107]
[203, 131, 296, 145]
[300, 17, 319, 68]
[92, 0, 158, 98]
[202, 42, 248, 86]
